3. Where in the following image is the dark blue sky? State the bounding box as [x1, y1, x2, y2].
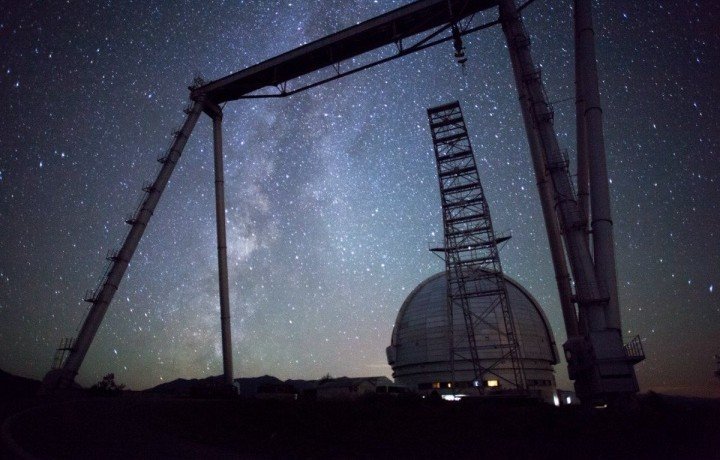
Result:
[1, 1, 718, 396]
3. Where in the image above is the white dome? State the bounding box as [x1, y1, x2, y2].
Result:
[387, 271, 559, 400]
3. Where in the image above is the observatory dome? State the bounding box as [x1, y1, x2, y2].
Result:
[386, 272, 559, 402]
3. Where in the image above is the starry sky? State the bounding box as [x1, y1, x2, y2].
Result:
[1, 1, 718, 396]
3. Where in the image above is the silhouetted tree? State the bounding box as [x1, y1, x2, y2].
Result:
[90, 373, 125, 396]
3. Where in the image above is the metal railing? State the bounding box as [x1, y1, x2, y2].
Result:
[623, 335, 645, 363]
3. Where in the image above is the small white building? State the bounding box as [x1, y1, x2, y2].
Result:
[316, 376, 395, 400]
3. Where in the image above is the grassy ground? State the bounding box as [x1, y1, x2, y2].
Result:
[2, 392, 719, 459]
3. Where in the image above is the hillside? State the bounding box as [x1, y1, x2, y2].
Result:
[0, 369, 40, 398]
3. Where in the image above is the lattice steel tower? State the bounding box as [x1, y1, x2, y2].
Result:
[428, 101, 525, 393]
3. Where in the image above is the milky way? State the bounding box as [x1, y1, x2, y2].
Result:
[0, 1, 718, 396]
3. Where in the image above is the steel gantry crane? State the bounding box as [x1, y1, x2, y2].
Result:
[44, 0, 643, 405]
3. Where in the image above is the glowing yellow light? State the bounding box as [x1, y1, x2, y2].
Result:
[486, 379, 499, 388]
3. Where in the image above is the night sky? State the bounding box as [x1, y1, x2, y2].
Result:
[1, 1, 718, 397]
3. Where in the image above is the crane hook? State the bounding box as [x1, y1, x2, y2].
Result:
[452, 24, 467, 66]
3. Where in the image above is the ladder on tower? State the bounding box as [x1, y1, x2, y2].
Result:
[52, 337, 75, 369]
[427, 101, 526, 393]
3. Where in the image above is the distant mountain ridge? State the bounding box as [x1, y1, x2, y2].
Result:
[0, 369, 333, 397]
[145, 374, 322, 396]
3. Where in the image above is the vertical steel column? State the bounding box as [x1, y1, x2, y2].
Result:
[499, 0, 640, 402]
[574, 2, 590, 244]
[575, 0, 621, 330]
[43, 100, 204, 390]
[211, 107, 234, 386]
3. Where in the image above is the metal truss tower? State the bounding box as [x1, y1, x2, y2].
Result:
[428, 101, 525, 393]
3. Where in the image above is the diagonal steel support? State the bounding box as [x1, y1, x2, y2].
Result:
[42, 100, 204, 391]
[499, 0, 640, 404]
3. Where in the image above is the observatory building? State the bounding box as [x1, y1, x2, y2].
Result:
[386, 271, 559, 402]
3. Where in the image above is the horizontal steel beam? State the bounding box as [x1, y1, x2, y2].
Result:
[192, 0, 498, 103]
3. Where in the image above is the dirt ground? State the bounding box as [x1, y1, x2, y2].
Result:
[2, 392, 720, 459]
